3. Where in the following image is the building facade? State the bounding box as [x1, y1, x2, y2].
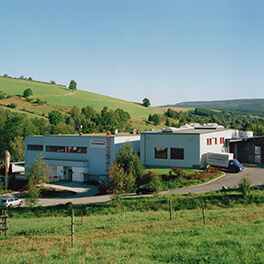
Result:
[140, 124, 253, 168]
[25, 133, 140, 182]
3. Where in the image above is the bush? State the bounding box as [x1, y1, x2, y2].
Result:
[238, 175, 252, 198]
[23, 88, 33, 98]
[8, 103, 17, 108]
[0, 94, 5, 100]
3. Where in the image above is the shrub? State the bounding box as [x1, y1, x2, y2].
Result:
[0, 94, 5, 100]
[23, 88, 33, 98]
[7, 95, 12, 98]
[238, 175, 252, 198]
[8, 103, 17, 108]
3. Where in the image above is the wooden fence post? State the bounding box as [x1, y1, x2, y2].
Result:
[5, 212, 9, 236]
[202, 201, 206, 225]
[123, 207, 127, 220]
[0, 210, 8, 236]
[71, 210, 74, 246]
[169, 200, 173, 220]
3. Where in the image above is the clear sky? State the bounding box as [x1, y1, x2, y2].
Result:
[0, 0, 263, 106]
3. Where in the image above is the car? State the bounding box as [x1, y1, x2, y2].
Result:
[136, 185, 155, 195]
[0, 197, 23, 207]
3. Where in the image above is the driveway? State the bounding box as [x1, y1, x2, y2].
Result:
[163, 163, 264, 195]
[35, 164, 263, 206]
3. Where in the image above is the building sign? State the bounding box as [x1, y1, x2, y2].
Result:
[90, 140, 106, 148]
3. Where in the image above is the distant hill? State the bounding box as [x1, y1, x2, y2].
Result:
[164, 99, 264, 113]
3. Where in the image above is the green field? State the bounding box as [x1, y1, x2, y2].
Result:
[0, 77, 174, 126]
[0, 77, 68, 96]
[1, 204, 263, 263]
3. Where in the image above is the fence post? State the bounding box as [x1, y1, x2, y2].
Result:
[123, 207, 127, 220]
[169, 200, 173, 220]
[202, 201, 206, 225]
[71, 210, 74, 246]
[5, 212, 9, 236]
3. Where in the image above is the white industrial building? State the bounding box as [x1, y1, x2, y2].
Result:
[25, 132, 140, 182]
[140, 123, 253, 169]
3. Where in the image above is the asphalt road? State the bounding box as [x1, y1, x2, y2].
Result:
[162, 163, 264, 195]
[34, 164, 264, 206]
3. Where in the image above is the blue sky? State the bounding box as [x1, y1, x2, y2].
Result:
[0, 0, 263, 106]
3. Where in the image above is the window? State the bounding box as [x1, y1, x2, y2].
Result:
[207, 138, 212, 145]
[46, 146, 65, 152]
[155, 147, 168, 159]
[220, 137, 225, 144]
[28, 145, 43, 151]
[170, 148, 184, 160]
[215, 138, 217, 144]
[67, 146, 87, 154]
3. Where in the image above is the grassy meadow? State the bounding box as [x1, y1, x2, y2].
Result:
[0, 204, 263, 263]
[0, 77, 68, 96]
[0, 76, 185, 128]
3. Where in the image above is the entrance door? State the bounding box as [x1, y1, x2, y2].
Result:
[68, 169, 73, 181]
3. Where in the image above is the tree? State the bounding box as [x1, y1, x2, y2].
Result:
[142, 98, 151, 107]
[48, 110, 65, 126]
[10, 136, 25, 162]
[50, 80, 56, 84]
[23, 88, 33, 98]
[105, 142, 145, 195]
[25, 154, 49, 206]
[69, 80, 77, 90]
[152, 114, 161, 126]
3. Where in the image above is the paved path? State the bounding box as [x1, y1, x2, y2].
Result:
[162, 163, 264, 195]
[35, 164, 264, 206]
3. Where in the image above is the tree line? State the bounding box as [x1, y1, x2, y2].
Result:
[0, 105, 132, 165]
[147, 107, 264, 136]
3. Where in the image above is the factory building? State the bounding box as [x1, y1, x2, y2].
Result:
[25, 132, 140, 182]
[140, 123, 253, 168]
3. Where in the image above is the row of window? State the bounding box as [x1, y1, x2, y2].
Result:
[27, 145, 87, 154]
[27, 145, 43, 151]
[207, 137, 225, 146]
[155, 147, 184, 160]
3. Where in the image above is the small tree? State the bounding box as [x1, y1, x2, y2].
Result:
[142, 98, 151, 107]
[69, 80, 77, 90]
[238, 175, 252, 198]
[25, 154, 49, 206]
[106, 142, 144, 195]
[48, 110, 65, 125]
[23, 88, 33, 98]
[50, 80, 56, 84]
[152, 114, 161, 126]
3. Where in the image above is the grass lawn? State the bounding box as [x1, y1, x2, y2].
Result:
[1, 204, 263, 263]
[145, 167, 224, 190]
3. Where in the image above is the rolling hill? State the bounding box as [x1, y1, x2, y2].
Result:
[0, 76, 184, 129]
[164, 99, 264, 113]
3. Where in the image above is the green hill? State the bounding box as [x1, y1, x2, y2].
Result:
[165, 99, 264, 113]
[0, 76, 182, 128]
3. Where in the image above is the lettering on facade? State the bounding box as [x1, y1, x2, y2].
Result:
[90, 140, 106, 148]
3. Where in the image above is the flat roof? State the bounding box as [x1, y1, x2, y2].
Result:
[142, 128, 231, 135]
[26, 132, 140, 138]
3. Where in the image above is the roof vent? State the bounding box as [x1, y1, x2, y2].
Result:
[111, 129, 118, 135]
[162, 127, 178, 133]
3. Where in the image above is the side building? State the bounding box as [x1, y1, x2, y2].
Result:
[25, 132, 140, 182]
[140, 124, 253, 168]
